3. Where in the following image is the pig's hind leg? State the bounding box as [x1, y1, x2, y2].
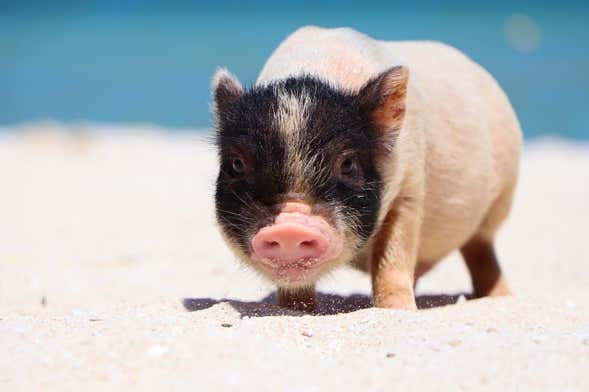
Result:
[460, 187, 515, 298]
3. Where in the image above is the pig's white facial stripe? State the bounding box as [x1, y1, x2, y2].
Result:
[273, 89, 314, 192]
[274, 88, 311, 136]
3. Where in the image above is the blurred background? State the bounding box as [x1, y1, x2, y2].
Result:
[0, 0, 587, 139]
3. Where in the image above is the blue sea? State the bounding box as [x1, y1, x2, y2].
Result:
[1, 1, 588, 139]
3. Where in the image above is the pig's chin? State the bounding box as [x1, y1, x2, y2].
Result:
[255, 256, 334, 286]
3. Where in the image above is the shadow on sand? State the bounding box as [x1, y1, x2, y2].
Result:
[182, 292, 473, 318]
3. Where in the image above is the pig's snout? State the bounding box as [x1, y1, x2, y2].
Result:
[250, 202, 342, 274]
[252, 223, 329, 263]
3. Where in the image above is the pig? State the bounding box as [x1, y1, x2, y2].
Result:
[212, 26, 521, 312]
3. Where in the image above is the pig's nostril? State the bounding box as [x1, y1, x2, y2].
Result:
[299, 240, 316, 248]
[265, 240, 280, 248]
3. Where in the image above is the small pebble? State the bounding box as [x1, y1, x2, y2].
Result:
[301, 331, 313, 338]
[448, 339, 462, 347]
[89, 318, 103, 322]
[41, 297, 47, 307]
[386, 352, 396, 358]
[486, 327, 499, 334]
[221, 323, 232, 328]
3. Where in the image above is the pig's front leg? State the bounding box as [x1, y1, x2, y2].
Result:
[371, 199, 421, 310]
[277, 286, 316, 313]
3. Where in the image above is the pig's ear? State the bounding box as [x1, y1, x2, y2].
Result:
[357, 66, 409, 136]
[212, 68, 243, 113]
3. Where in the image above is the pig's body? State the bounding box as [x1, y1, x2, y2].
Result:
[214, 26, 520, 311]
[257, 26, 521, 282]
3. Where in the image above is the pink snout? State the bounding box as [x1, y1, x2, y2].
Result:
[250, 202, 342, 272]
[252, 223, 329, 264]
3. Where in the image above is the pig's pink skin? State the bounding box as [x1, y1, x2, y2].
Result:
[251, 202, 343, 282]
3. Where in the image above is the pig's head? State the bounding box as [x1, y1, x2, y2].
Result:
[212, 66, 409, 288]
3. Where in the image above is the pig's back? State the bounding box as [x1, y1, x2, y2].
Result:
[258, 26, 522, 263]
[257, 26, 397, 90]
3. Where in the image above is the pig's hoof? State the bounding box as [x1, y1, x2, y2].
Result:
[476, 276, 512, 298]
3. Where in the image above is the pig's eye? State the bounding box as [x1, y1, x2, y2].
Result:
[340, 158, 355, 176]
[231, 157, 245, 175]
[335, 154, 363, 184]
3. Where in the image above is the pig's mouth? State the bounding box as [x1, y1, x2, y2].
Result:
[256, 256, 326, 283]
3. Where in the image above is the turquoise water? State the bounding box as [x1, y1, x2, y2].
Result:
[1, 1, 588, 139]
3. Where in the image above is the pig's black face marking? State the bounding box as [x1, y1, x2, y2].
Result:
[214, 75, 387, 256]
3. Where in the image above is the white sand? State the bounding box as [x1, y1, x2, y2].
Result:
[1, 123, 588, 390]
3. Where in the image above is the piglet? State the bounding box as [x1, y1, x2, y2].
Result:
[212, 26, 521, 312]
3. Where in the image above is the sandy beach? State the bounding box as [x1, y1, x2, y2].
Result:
[1, 122, 588, 391]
